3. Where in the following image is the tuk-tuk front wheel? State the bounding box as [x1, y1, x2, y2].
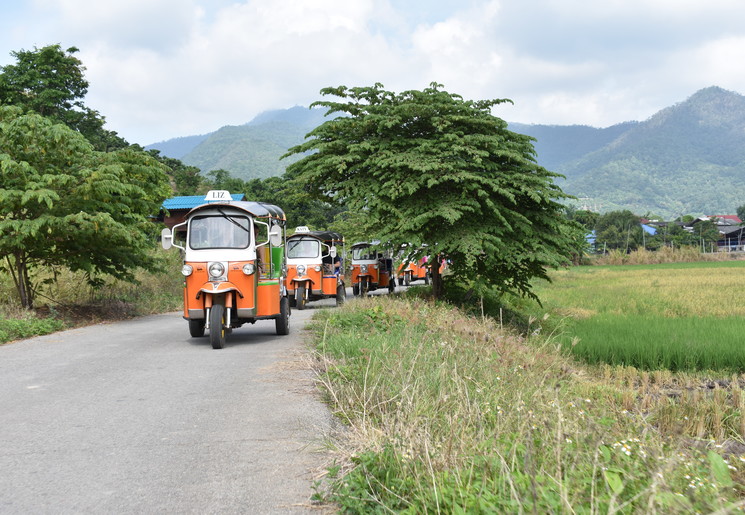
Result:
[189, 319, 205, 338]
[360, 278, 369, 297]
[295, 285, 307, 310]
[352, 283, 359, 296]
[275, 296, 290, 335]
[404, 272, 411, 286]
[210, 302, 226, 350]
[336, 284, 346, 306]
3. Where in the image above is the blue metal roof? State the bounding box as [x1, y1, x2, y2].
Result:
[162, 194, 245, 210]
[641, 224, 657, 235]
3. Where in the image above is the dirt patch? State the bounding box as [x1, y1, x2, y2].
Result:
[35, 301, 140, 328]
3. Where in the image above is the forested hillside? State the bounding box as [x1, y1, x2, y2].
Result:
[148, 87, 745, 218]
[515, 87, 745, 217]
[148, 106, 326, 180]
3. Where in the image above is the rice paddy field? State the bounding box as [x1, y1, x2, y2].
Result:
[533, 260, 745, 372]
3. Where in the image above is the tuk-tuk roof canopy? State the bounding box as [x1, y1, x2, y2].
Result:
[351, 240, 383, 248]
[187, 200, 286, 221]
[289, 230, 343, 243]
[162, 194, 245, 210]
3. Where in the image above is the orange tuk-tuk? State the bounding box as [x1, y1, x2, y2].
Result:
[160, 190, 290, 349]
[285, 227, 346, 309]
[397, 257, 430, 286]
[350, 242, 395, 297]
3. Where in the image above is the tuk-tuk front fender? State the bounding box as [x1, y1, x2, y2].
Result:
[196, 281, 245, 298]
[290, 276, 316, 287]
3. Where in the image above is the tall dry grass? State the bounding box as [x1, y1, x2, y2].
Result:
[593, 246, 743, 265]
[309, 298, 744, 512]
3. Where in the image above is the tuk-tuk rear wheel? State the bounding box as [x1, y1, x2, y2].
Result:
[275, 296, 290, 335]
[210, 303, 226, 349]
[189, 319, 205, 338]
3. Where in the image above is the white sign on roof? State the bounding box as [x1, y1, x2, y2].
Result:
[204, 190, 232, 202]
[294, 226, 310, 233]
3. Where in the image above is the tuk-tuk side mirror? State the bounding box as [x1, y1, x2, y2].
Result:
[329, 246, 337, 259]
[268, 224, 282, 247]
[161, 227, 173, 250]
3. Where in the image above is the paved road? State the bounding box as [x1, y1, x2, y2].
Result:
[0, 299, 338, 514]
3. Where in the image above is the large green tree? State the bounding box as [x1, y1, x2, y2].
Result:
[0, 44, 127, 151]
[284, 83, 577, 299]
[0, 106, 171, 308]
[595, 210, 643, 251]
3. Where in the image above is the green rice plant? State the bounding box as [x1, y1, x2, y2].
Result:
[562, 315, 745, 372]
[524, 261, 745, 373]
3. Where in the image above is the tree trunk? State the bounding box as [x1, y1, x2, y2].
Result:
[8, 253, 33, 308]
[431, 253, 443, 299]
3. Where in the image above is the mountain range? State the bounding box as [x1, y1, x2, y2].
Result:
[146, 86, 745, 219]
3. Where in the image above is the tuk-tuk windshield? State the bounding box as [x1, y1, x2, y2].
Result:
[352, 247, 376, 261]
[189, 214, 251, 250]
[287, 238, 321, 259]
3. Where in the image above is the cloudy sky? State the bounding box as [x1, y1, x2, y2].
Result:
[2, 0, 745, 145]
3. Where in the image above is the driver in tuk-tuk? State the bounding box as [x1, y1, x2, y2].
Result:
[322, 252, 342, 276]
[377, 253, 392, 275]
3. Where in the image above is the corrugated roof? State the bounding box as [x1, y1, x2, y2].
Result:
[162, 194, 245, 210]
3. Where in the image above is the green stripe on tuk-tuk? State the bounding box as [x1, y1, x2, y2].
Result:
[270, 246, 283, 278]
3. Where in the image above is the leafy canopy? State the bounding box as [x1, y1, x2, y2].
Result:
[284, 83, 578, 299]
[0, 106, 171, 307]
[0, 44, 127, 151]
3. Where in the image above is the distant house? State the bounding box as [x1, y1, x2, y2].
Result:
[709, 214, 742, 224]
[691, 215, 744, 251]
[715, 225, 745, 251]
[160, 194, 247, 230]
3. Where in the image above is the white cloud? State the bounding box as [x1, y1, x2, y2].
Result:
[3, 0, 745, 142]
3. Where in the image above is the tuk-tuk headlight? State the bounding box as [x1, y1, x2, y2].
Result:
[297, 265, 306, 275]
[181, 264, 193, 277]
[314, 265, 322, 272]
[208, 262, 225, 278]
[361, 264, 368, 273]
[242, 263, 256, 275]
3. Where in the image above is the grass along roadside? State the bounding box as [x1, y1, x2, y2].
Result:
[307, 297, 745, 513]
[0, 247, 183, 344]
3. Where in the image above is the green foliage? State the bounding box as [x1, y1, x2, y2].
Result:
[0, 106, 171, 307]
[285, 83, 578, 299]
[736, 204, 745, 222]
[0, 44, 127, 151]
[0, 312, 66, 344]
[147, 150, 204, 195]
[595, 210, 642, 251]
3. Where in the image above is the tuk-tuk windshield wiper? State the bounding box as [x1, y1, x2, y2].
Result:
[218, 208, 250, 233]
